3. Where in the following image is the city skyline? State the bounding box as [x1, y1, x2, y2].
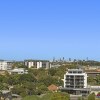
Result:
[0, 0, 100, 60]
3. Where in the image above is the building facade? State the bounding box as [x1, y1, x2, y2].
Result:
[64, 69, 87, 89]
[63, 69, 90, 96]
[0, 60, 13, 70]
[24, 60, 50, 69]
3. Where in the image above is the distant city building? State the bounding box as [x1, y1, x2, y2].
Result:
[0, 60, 13, 70]
[8, 68, 28, 74]
[24, 60, 51, 69]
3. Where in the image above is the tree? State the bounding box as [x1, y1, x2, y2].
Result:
[51, 92, 69, 100]
[78, 97, 81, 100]
[12, 62, 27, 69]
[19, 74, 37, 83]
[11, 85, 26, 96]
[88, 93, 95, 100]
[36, 83, 48, 95]
[48, 68, 57, 76]
[22, 82, 36, 95]
[87, 76, 95, 85]
[7, 75, 20, 85]
[28, 69, 38, 76]
[95, 75, 100, 85]
[0, 83, 4, 90]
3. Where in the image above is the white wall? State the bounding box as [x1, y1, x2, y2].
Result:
[37, 62, 42, 69]
[64, 71, 88, 88]
[0, 61, 8, 70]
[26, 61, 50, 69]
[37, 62, 40, 69]
[64, 74, 66, 88]
[39, 62, 42, 68]
[28, 62, 34, 68]
[84, 73, 87, 88]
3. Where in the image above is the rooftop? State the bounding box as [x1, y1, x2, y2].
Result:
[67, 69, 84, 74]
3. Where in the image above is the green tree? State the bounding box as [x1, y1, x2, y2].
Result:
[87, 76, 95, 85]
[36, 83, 48, 95]
[11, 85, 26, 96]
[88, 93, 95, 100]
[78, 97, 83, 100]
[48, 68, 57, 76]
[95, 75, 100, 85]
[0, 83, 4, 90]
[12, 62, 27, 69]
[7, 75, 20, 85]
[0, 91, 2, 100]
[19, 74, 37, 83]
[51, 92, 69, 100]
[28, 69, 38, 76]
[22, 82, 36, 95]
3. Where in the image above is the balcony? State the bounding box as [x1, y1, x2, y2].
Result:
[66, 77, 74, 79]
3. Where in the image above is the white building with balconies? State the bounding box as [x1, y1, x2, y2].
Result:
[63, 68, 90, 96]
[64, 69, 87, 89]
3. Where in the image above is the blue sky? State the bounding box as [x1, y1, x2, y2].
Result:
[0, 0, 100, 60]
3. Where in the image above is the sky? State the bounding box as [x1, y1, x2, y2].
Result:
[0, 0, 100, 61]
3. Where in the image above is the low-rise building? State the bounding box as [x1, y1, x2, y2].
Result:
[8, 68, 28, 74]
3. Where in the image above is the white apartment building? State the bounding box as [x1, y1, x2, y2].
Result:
[62, 68, 90, 96]
[64, 69, 87, 89]
[24, 60, 50, 69]
[0, 60, 13, 70]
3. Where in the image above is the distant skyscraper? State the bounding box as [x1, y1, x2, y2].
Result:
[87, 57, 88, 61]
[69, 58, 71, 62]
[53, 57, 55, 62]
[63, 57, 64, 62]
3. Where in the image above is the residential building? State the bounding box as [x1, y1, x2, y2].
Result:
[24, 60, 50, 69]
[62, 68, 90, 96]
[8, 68, 28, 74]
[0, 60, 13, 70]
[64, 69, 87, 88]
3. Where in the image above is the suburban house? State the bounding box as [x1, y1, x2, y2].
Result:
[48, 84, 58, 92]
